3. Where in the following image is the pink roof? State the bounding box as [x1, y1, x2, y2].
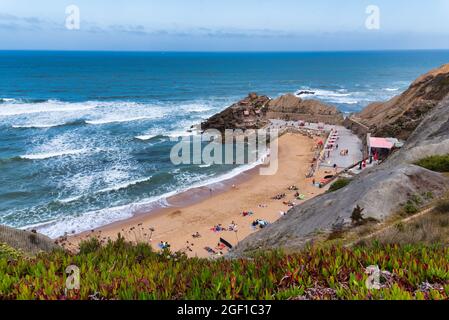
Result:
[370, 137, 394, 149]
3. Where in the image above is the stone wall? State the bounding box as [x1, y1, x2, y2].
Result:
[343, 117, 369, 157]
[266, 112, 344, 125]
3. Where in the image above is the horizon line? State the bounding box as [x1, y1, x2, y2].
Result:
[1, 48, 449, 54]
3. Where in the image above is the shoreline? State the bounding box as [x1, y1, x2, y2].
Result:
[30, 144, 268, 238]
[77, 162, 264, 236]
[62, 132, 331, 257]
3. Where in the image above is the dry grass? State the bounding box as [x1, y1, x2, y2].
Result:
[354, 199, 449, 246]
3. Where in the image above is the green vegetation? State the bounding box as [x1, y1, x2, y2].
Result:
[404, 201, 419, 215]
[327, 178, 351, 193]
[0, 243, 23, 260]
[351, 205, 365, 225]
[0, 237, 448, 300]
[401, 194, 425, 216]
[415, 154, 449, 172]
[350, 205, 377, 226]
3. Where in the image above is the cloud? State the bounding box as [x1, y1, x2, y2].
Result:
[0, 13, 59, 31]
[80, 23, 299, 39]
[0, 13, 383, 40]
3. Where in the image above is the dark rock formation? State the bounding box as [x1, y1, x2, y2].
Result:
[201, 93, 270, 133]
[201, 92, 344, 133]
[296, 90, 316, 96]
[355, 63, 449, 140]
[231, 93, 449, 256]
[0, 225, 59, 255]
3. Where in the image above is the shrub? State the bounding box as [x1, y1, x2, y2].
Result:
[404, 201, 419, 215]
[410, 194, 423, 206]
[351, 205, 365, 225]
[327, 178, 351, 193]
[79, 237, 101, 254]
[0, 243, 22, 260]
[422, 191, 434, 201]
[415, 154, 449, 172]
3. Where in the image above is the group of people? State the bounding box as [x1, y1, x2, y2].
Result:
[211, 224, 225, 232]
[283, 200, 296, 207]
[272, 193, 286, 200]
[211, 222, 238, 232]
[251, 219, 269, 229]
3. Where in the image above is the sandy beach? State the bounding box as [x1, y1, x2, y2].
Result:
[64, 132, 331, 257]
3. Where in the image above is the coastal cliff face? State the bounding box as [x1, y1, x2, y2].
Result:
[201, 92, 343, 133]
[266, 94, 344, 124]
[201, 93, 270, 133]
[355, 63, 449, 140]
[232, 95, 449, 256]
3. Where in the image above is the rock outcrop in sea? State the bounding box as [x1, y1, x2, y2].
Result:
[201, 93, 271, 133]
[201, 92, 343, 133]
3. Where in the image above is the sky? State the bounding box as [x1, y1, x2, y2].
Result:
[1, 0, 449, 51]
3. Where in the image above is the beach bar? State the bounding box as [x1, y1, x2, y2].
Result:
[368, 136, 396, 160]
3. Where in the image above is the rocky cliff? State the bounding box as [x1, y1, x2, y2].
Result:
[266, 94, 344, 124]
[232, 93, 449, 256]
[201, 93, 270, 133]
[354, 63, 449, 140]
[201, 92, 343, 133]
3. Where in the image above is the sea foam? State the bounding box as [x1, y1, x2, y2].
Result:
[20, 149, 87, 160]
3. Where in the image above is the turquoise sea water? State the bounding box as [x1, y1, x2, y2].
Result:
[1, 50, 449, 237]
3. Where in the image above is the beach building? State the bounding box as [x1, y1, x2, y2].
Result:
[367, 135, 404, 160]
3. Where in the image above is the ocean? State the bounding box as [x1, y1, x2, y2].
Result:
[1, 50, 449, 237]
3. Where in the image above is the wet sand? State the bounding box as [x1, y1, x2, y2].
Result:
[64, 132, 330, 258]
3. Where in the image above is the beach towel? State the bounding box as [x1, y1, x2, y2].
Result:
[210, 226, 224, 232]
[158, 242, 170, 250]
[215, 243, 226, 250]
[204, 247, 216, 255]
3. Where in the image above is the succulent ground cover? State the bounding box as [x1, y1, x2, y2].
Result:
[1, 236, 448, 300]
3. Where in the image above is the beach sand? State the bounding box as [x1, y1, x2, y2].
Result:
[65, 132, 331, 258]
